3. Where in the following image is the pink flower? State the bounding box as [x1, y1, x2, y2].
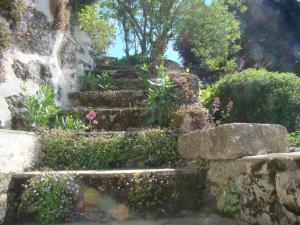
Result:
[214, 97, 221, 105]
[85, 110, 96, 122]
[227, 101, 234, 109]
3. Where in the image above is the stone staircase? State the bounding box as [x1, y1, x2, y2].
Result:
[1, 66, 300, 225]
[68, 67, 149, 131]
[1, 66, 204, 225]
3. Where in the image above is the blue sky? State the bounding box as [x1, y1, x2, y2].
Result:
[107, 0, 212, 63]
[107, 30, 181, 63]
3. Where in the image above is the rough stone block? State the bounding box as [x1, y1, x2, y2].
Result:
[0, 129, 37, 172]
[178, 123, 288, 160]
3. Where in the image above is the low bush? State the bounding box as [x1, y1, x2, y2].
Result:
[36, 129, 182, 170]
[202, 69, 300, 131]
[18, 175, 80, 225]
[145, 65, 180, 127]
[289, 130, 300, 147]
[128, 173, 201, 217]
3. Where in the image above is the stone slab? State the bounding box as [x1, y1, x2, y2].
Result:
[178, 123, 288, 160]
[207, 152, 300, 184]
[0, 129, 37, 172]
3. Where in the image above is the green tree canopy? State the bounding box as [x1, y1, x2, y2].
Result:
[175, 0, 241, 76]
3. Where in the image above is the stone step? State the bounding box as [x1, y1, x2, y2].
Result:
[17, 214, 247, 225]
[113, 78, 146, 90]
[93, 68, 144, 79]
[68, 90, 146, 108]
[5, 169, 203, 224]
[65, 107, 148, 131]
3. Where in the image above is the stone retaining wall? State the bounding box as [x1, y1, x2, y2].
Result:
[178, 123, 300, 225]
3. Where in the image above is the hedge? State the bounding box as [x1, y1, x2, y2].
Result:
[35, 129, 183, 170]
[202, 69, 300, 131]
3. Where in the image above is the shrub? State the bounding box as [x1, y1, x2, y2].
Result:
[128, 174, 179, 217]
[35, 129, 182, 170]
[289, 131, 300, 147]
[145, 65, 179, 127]
[0, 17, 12, 51]
[128, 173, 201, 217]
[202, 69, 300, 131]
[18, 175, 80, 224]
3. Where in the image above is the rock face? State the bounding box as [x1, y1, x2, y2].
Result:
[206, 152, 300, 225]
[178, 123, 288, 160]
[0, 0, 94, 128]
[0, 173, 12, 224]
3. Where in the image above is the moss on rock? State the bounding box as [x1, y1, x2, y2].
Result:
[0, 16, 12, 51]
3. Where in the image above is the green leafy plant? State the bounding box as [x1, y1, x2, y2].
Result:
[98, 72, 116, 91]
[217, 179, 241, 219]
[145, 65, 179, 127]
[289, 130, 300, 147]
[202, 69, 300, 131]
[18, 175, 80, 225]
[22, 85, 59, 130]
[55, 114, 87, 132]
[22, 85, 87, 131]
[36, 129, 181, 170]
[79, 71, 115, 91]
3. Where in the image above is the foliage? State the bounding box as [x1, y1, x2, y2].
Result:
[36, 129, 182, 170]
[288, 131, 300, 147]
[128, 173, 201, 217]
[55, 114, 87, 132]
[145, 65, 179, 127]
[0, 0, 25, 22]
[21, 85, 88, 131]
[128, 174, 179, 217]
[22, 85, 59, 130]
[102, 0, 189, 64]
[98, 72, 116, 91]
[117, 53, 149, 66]
[207, 97, 233, 125]
[175, 0, 241, 75]
[79, 71, 116, 92]
[0, 16, 12, 51]
[189, 158, 209, 171]
[217, 179, 241, 219]
[18, 175, 80, 225]
[75, 3, 115, 54]
[202, 69, 300, 131]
